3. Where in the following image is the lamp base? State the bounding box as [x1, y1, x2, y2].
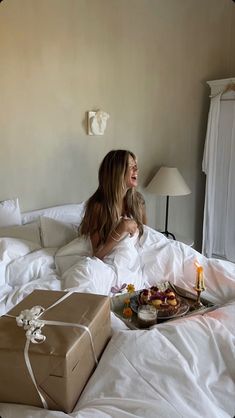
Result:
[161, 230, 176, 240]
[161, 196, 176, 240]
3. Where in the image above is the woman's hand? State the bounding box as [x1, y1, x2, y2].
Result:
[116, 217, 138, 237]
[91, 217, 138, 260]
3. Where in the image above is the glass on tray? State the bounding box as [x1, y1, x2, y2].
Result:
[137, 305, 157, 328]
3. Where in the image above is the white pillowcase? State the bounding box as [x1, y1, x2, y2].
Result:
[40, 216, 78, 248]
[0, 223, 41, 246]
[21, 202, 85, 225]
[0, 198, 21, 227]
[55, 236, 92, 274]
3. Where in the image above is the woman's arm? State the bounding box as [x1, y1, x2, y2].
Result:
[91, 217, 138, 260]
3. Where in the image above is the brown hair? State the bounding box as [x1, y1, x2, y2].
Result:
[80, 150, 145, 245]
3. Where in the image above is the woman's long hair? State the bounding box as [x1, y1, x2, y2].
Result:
[80, 150, 144, 246]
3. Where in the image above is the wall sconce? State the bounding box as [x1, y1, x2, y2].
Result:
[87, 110, 110, 135]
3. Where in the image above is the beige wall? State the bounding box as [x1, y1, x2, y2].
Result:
[0, 0, 235, 250]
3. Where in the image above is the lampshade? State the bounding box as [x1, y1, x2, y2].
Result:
[146, 167, 191, 196]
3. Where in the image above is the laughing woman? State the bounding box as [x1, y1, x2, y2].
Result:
[80, 149, 147, 259]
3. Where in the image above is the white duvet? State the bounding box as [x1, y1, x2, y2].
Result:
[0, 226, 235, 418]
[0, 238, 61, 315]
[56, 226, 235, 305]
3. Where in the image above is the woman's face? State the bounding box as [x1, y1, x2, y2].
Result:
[124, 155, 138, 189]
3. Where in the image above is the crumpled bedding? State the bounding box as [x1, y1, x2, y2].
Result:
[75, 301, 235, 418]
[1, 226, 235, 315]
[1, 302, 235, 418]
[0, 226, 235, 418]
[56, 225, 235, 305]
[0, 238, 60, 315]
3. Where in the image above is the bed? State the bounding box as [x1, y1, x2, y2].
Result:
[0, 199, 235, 418]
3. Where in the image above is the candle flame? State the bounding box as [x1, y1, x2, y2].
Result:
[194, 260, 205, 291]
[194, 261, 203, 273]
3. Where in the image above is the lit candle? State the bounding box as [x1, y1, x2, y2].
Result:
[194, 261, 206, 290]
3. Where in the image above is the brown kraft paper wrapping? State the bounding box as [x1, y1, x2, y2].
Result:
[0, 290, 111, 413]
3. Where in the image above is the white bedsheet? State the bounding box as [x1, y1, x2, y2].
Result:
[0, 226, 235, 418]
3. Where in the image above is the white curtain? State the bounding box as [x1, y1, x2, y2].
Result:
[202, 92, 235, 262]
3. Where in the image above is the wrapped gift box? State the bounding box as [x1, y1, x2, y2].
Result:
[0, 290, 111, 412]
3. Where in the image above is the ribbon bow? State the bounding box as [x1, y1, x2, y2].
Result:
[16, 306, 46, 344]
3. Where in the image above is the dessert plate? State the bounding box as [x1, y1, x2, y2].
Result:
[130, 294, 190, 320]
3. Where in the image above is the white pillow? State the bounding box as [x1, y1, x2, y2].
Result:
[0, 198, 21, 227]
[21, 202, 85, 225]
[40, 216, 78, 248]
[0, 222, 41, 246]
[55, 236, 93, 274]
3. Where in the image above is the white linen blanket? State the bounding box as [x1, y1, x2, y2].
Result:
[0, 238, 61, 315]
[1, 227, 235, 315]
[75, 302, 235, 418]
[1, 226, 235, 418]
[1, 302, 235, 418]
[56, 226, 235, 305]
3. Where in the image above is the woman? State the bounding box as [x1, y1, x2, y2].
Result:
[80, 149, 147, 259]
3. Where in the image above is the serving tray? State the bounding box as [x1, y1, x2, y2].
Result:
[110, 283, 218, 330]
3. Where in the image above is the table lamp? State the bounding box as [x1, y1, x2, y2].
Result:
[146, 167, 191, 239]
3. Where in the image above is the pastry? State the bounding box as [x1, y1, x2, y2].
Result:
[138, 285, 180, 317]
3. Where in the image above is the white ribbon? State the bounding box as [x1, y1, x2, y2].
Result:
[15, 305, 46, 344]
[5, 291, 98, 409]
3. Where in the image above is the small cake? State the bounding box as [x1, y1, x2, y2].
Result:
[139, 289, 152, 304]
[138, 285, 180, 317]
